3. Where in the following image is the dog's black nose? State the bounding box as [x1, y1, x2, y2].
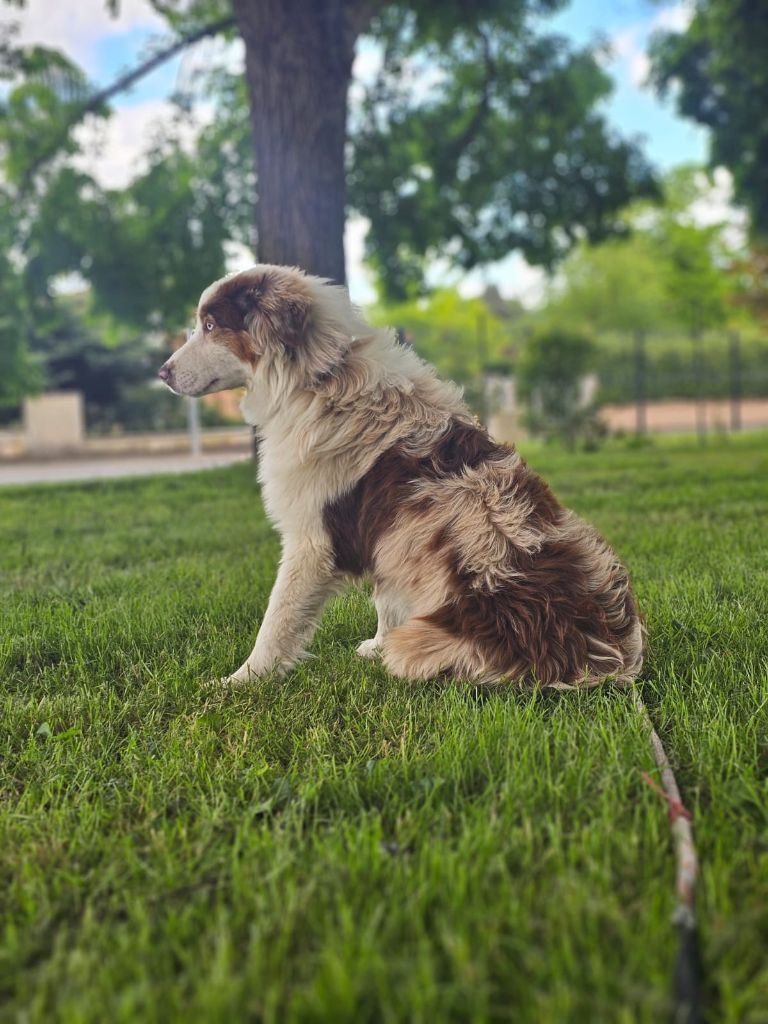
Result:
[158, 362, 172, 382]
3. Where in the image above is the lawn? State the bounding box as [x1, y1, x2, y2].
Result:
[1, 434, 766, 1023]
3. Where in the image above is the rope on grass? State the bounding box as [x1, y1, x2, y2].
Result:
[632, 686, 701, 1024]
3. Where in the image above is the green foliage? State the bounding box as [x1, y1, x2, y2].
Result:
[0, 32, 251, 429]
[0, 214, 39, 411]
[0, 43, 100, 182]
[520, 163, 768, 408]
[80, 148, 233, 327]
[24, 295, 183, 432]
[536, 166, 737, 337]
[3, 0, 661, 364]
[109, 1, 658, 302]
[74, 68, 255, 328]
[541, 237, 671, 334]
[350, 5, 657, 298]
[1, 29, 249, 330]
[649, 0, 768, 235]
[728, 244, 768, 325]
[517, 327, 600, 445]
[655, 219, 729, 330]
[1, 438, 767, 1019]
[370, 289, 510, 386]
[593, 328, 768, 405]
[0, 41, 101, 408]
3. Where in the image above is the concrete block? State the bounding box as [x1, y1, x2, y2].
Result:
[24, 392, 84, 453]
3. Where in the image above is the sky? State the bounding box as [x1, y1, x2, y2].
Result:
[3, 0, 714, 307]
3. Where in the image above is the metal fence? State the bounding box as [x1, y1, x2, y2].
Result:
[595, 328, 768, 439]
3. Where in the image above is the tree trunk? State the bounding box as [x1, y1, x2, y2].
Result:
[232, 0, 373, 284]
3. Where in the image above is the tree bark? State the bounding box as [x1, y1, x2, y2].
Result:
[232, 0, 375, 284]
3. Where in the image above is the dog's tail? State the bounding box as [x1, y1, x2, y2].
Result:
[381, 613, 644, 688]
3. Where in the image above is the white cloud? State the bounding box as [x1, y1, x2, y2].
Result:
[345, 216, 377, 305]
[608, 3, 693, 92]
[352, 40, 382, 83]
[609, 26, 650, 88]
[630, 166, 748, 251]
[686, 167, 749, 249]
[175, 35, 245, 95]
[349, 39, 383, 112]
[5, 0, 165, 75]
[72, 98, 213, 190]
[651, 2, 694, 34]
[457, 253, 547, 309]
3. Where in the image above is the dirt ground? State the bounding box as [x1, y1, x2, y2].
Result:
[600, 398, 768, 434]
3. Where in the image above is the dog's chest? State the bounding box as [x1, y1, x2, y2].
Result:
[257, 442, 340, 538]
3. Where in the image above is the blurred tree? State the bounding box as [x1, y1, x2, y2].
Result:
[655, 220, 729, 331]
[0, 37, 240, 424]
[650, 0, 768, 235]
[728, 244, 768, 324]
[0, 225, 38, 411]
[349, 9, 657, 298]
[75, 145, 239, 328]
[3, 0, 656, 296]
[516, 327, 599, 447]
[540, 236, 671, 334]
[0, 42, 99, 410]
[370, 288, 509, 384]
[537, 165, 734, 334]
[0, 34, 243, 326]
[26, 295, 161, 431]
[630, 166, 732, 332]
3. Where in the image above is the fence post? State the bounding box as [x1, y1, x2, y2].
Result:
[634, 328, 647, 435]
[729, 330, 742, 432]
[186, 397, 202, 456]
[692, 328, 706, 444]
[477, 313, 488, 424]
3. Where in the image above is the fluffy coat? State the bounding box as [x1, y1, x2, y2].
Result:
[159, 265, 643, 687]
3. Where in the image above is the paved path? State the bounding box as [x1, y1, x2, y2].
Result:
[0, 452, 250, 486]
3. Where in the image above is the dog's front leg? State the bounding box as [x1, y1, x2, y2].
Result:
[356, 588, 408, 658]
[222, 541, 339, 685]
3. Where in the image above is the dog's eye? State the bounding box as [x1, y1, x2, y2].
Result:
[204, 319, 215, 332]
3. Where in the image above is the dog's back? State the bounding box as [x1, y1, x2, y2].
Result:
[324, 408, 643, 686]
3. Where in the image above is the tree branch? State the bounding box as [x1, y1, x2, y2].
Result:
[21, 14, 236, 189]
[445, 27, 496, 165]
[86, 15, 235, 113]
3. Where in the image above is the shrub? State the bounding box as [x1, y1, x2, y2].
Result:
[517, 328, 601, 448]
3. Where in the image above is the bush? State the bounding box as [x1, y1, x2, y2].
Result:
[517, 328, 602, 448]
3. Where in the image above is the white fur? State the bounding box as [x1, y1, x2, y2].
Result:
[163, 265, 642, 688]
[163, 266, 465, 683]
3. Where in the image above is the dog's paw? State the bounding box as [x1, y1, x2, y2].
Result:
[356, 638, 381, 659]
[208, 668, 260, 690]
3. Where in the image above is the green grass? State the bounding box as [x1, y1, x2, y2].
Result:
[1, 433, 767, 1023]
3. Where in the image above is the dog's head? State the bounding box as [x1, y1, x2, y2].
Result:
[158, 264, 366, 397]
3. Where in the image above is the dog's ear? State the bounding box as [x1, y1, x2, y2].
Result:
[219, 267, 359, 384]
[232, 272, 312, 357]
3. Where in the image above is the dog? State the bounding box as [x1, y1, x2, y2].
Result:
[159, 264, 643, 688]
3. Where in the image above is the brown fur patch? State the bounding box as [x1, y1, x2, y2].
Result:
[216, 327, 258, 367]
[325, 415, 641, 686]
[200, 293, 247, 332]
[323, 445, 417, 576]
[422, 524, 641, 685]
[200, 268, 315, 368]
[200, 283, 258, 367]
[323, 419, 517, 575]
